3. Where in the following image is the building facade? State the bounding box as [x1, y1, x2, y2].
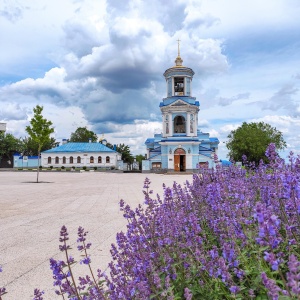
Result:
[40, 142, 122, 169]
[143, 47, 219, 173]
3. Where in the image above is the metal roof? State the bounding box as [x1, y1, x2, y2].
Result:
[42, 142, 116, 153]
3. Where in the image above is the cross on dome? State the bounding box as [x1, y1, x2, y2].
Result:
[175, 38, 183, 67]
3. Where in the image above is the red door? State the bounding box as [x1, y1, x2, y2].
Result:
[174, 155, 180, 171]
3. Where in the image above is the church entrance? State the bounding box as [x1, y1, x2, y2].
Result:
[174, 148, 186, 172]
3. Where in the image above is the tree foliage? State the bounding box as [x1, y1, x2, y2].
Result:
[25, 105, 54, 182]
[226, 121, 286, 164]
[22, 136, 58, 156]
[106, 142, 134, 164]
[0, 132, 23, 161]
[70, 127, 98, 143]
[116, 143, 134, 164]
[135, 154, 146, 170]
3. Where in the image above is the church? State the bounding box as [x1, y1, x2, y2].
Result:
[142, 44, 219, 173]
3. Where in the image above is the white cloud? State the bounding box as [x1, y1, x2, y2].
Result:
[1, 0, 300, 159]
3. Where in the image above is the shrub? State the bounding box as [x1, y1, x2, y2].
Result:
[82, 166, 87, 171]
[39, 166, 42, 169]
[3, 144, 300, 299]
[71, 166, 75, 170]
[61, 166, 65, 169]
[94, 166, 97, 170]
[49, 166, 53, 169]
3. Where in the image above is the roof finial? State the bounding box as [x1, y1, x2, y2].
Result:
[175, 38, 183, 67]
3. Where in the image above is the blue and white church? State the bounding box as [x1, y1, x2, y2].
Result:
[142, 45, 219, 173]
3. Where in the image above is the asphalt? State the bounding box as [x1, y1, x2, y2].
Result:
[0, 171, 194, 300]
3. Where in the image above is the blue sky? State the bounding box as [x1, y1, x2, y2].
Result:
[0, 0, 300, 159]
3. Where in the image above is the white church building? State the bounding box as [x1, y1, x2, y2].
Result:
[142, 45, 219, 173]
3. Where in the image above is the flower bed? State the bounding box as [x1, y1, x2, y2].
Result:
[1, 144, 299, 300]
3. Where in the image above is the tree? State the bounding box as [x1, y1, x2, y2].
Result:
[70, 127, 98, 142]
[0, 132, 23, 167]
[25, 105, 54, 182]
[22, 136, 58, 156]
[135, 154, 146, 170]
[106, 142, 134, 164]
[226, 121, 286, 164]
[116, 143, 134, 164]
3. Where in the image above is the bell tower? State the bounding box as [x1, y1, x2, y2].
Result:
[160, 40, 199, 138]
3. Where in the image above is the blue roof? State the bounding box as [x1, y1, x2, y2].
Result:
[209, 137, 219, 143]
[42, 142, 116, 153]
[220, 160, 232, 166]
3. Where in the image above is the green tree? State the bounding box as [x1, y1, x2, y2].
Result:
[22, 136, 58, 156]
[25, 105, 54, 182]
[135, 154, 146, 170]
[70, 127, 98, 142]
[0, 132, 23, 167]
[105, 142, 134, 164]
[116, 143, 134, 164]
[226, 121, 286, 164]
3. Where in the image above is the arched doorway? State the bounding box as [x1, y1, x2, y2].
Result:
[174, 148, 186, 172]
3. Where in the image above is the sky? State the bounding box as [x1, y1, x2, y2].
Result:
[1, 0, 300, 159]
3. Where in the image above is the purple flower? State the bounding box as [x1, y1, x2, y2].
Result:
[32, 288, 44, 300]
[80, 257, 91, 265]
[184, 287, 193, 300]
[287, 254, 300, 295]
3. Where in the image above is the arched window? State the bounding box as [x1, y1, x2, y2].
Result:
[48, 157, 51, 164]
[174, 116, 186, 133]
[62, 156, 66, 164]
[70, 156, 73, 164]
[55, 157, 59, 164]
[90, 156, 94, 163]
[77, 156, 81, 163]
[106, 156, 110, 163]
[98, 156, 102, 163]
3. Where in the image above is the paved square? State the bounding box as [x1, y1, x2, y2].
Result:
[0, 171, 193, 299]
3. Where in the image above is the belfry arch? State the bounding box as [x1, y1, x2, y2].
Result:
[174, 115, 186, 133]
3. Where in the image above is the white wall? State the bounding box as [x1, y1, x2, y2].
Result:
[41, 152, 120, 168]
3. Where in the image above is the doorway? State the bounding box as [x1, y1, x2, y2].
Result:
[174, 148, 186, 172]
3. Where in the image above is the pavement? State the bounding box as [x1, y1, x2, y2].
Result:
[0, 171, 194, 300]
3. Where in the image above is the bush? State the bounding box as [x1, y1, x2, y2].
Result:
[71, 166, 75, 170]
[61, 166, 65, 169]
[93, 166, 97, 170]
[49, 166, 53, 169]
[82, 166, 87, 170]
[3, 144, 300, 299]
[39, 166, 42, 169]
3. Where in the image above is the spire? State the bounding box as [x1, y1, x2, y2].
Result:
[175, 38, 183, 66]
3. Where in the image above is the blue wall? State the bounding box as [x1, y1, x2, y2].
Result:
[13, 155, 40, 168]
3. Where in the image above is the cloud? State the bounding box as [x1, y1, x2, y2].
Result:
[0, 103, 29, 121]
[262, 83, 299, 115]
[0, 0, 28, 23]
[219, 92, 250, 106]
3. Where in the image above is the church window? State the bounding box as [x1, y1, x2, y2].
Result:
[70, 156, 73, 164]
[106, 156, 110, 163]
[90, 156, 94, 163]
[77, 156, 81, 163]
[174, 77, 184, 95]
[174, 115, 186, 133]
[62, 156, 66, 164]
[152, 162, 161, 169]
[55, 157, 59, 164]
[47, 157, 51, 164]
[98, 156, 102, 163]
